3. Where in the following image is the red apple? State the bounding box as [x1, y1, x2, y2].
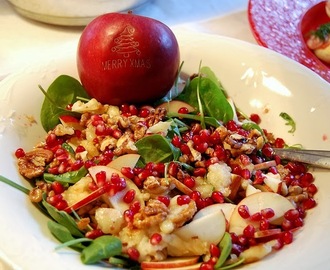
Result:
[77, 12, 180, 105]
[141, 256, 199, 269]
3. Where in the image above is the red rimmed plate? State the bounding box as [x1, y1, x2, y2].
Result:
[248, 0, 330, 83]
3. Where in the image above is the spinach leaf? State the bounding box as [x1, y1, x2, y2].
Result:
[42, 199, 84, 238]
[176, 70, 233, 123]
[135, 134, 180, 164]
[43, 166, 88, 185]
[215, 232, 232, 268]
[81, 236, 122, 264]
[47, 220, 85, 250]
[40, 75, 90, 132]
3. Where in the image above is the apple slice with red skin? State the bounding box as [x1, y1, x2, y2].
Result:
[88, 165, 144, 213]
[64, 185, 108, 213]
[142, 263, 201, 270]
[229, 192, 295, 235]
[254, 228, 282, 239]
[157, 100, 195, 114]
[59, 115, 83, 130]
[141, 256, 199, 269]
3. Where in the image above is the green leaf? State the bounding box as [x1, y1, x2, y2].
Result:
[0, 175, 30, 194]
[42, 199, 84, 238]
[81, 236, 122, 264]
[176, 71, 234, 123]
[48, 220, 85, 250]
[43, 166, 88, 185]
[215, 232, 232, 268]
[135, 134, 180, 164]
[40, 75, 90, 132]
[279, 112, 296, 133]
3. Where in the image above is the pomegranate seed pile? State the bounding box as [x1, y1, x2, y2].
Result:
[15, 96, 317, 269]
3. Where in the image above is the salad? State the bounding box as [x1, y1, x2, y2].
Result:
[1, 66, 317, 270]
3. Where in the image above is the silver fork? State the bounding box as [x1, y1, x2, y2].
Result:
[273, 148, 330, 169]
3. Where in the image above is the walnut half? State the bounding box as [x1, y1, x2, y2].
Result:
[17, 148, 54, 179]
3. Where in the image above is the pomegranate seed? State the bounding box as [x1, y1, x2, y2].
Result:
[281, 219, 293, 231]
[121, 167, 134, 179]
[237, 235, 248, 246]
[199, 129, 210, 142]
[15, 148, 25, 158]
[243, 224, 255, 238]
[120, 104, 130, 114]
[71, 159, 84, 171]
[55, 199, 68, 210]
[127, 247, 140, 261]
[85, 229, 103, 239]
[154, 163, 165, 175]
[171, 135, 182, 148]
[123, 189, 136, 204]
[180, 144, 191, 155]
[250, 113, 261, 124]
[284, 209, 300, 221]
[139, 107, 150, 118]
[150, 233, 162, 245]
[231, 243, 244, 256]
[299, 173, 314, 187]
[238, 205, 250, 219]
[302, 198, 316, 210]
[124, 209, 134, 223]
[230, 233, 239, 244]
[195, 142, 208, 153]
[157, 195, 170, 207]
[240, 168, 251, 180]
[200, 262, 214, 270]
[130, 201, 141, 214]
[274, 137, 285, 148]
[209, 243, 220, 258]
[88, 182, 98, 191]
[307, 183, 318, 195]
[261, 208, 275, 219]
[268, 166, 278, 174]
[205, 157, 219, 168]
[259, 218, 270, 230]
[183, 176, 195, 188]
[76, 145, 86, 153]
[51, 181, 65, 194]
[95, 171, 107, 185]
[178, 107, 189, 114]
[190, 190, 201, 201]
[193, 167, 207, 177]
[293, 217, 304, 227]
[226, 120, 238, 131]
[177, 195, 191, 205]
[211, 191, 225, 203]
[262, 144, 274, 158]
[250, 212, 262, 222]
[129, 105, 138, 115]
[112, 129, 123, 139]
[209, 131, 221, 145]
[84, 160, 95, 169]
[273, 238, 284, 250]
[167, 162, 179, 176]
[48, 166, 59, 175]
[282, 231, 293, 245]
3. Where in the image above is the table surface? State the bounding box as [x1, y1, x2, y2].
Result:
[0, 0, 256, 81]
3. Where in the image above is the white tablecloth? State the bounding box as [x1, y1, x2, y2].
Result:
[0, 0, 255, 81]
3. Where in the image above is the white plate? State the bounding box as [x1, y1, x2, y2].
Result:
[1, 30, 330, 270]
[6, 0, 150, 26]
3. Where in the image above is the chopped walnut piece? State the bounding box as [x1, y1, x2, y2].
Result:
[133, 199, 169, 230]
[17, 148, 54, 179]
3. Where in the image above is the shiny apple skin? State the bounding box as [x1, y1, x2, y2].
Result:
[77, 12, 180, 105]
